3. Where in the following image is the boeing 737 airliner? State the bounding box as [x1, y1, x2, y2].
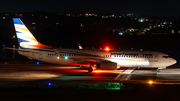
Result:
[6, 18, 177, 72]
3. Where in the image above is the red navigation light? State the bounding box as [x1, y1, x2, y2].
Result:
[105, 47, 109, 51]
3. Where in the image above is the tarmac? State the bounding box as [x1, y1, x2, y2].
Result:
[1, 64, 180, 101]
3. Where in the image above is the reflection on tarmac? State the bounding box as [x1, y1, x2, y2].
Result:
[0, 65, 122, 80]
[0, 64, 180, 86]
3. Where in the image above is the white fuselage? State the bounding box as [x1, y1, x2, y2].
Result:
[18, 49, 177, 69]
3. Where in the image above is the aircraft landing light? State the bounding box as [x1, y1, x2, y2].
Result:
[148, 80, 155, 84]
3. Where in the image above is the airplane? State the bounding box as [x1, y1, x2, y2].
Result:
[6, 18, 177, 73]
[78, 43, 83, 49]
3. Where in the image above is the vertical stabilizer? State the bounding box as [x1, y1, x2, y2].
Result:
[13, 18, 53, 49]
[78, 43, 83, 49]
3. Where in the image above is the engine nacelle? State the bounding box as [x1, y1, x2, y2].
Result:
[99, 62, 117, 70]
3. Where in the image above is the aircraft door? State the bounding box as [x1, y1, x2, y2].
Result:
[154, 54, 158, 62]
[136, 58, 148, 67]
[32, 51, 35, 56]
[39, 52, 43, 59]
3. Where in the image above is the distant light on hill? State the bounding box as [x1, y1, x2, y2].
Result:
[119, 32, 123, 35]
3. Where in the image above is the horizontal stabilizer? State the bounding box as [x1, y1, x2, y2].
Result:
[4, 47, 30, 52]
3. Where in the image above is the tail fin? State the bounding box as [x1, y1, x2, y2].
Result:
[78, 43, 83, 49]
[13, 18, 53, 49]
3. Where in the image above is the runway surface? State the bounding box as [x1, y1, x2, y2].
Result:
[0, 64, 180, 86]
[1, 64, 180, 101]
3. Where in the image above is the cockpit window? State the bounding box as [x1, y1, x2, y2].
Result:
[163, 56, 169, 58]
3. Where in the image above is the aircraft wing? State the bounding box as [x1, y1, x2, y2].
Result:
[56, 49, 105, 58]
[70, 57, 101, 64]
[56, 49, 112, 64]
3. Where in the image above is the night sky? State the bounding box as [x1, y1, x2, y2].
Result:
[0, 0, 180, 17]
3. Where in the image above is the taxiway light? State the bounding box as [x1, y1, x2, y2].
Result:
[36, 62, 39, 65]
[48, 82, 52, 86]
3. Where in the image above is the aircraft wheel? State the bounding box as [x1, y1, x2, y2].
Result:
[88, 68, 93, 72]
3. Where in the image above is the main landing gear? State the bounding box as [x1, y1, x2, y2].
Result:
[88, 67, 93, 72]
[88, 64, 96, 72]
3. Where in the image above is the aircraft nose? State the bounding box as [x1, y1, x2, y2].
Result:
[169, 58, 177, 65]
